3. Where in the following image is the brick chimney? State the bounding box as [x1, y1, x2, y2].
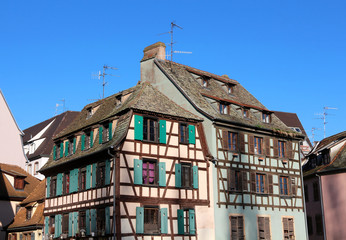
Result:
[141, 42, 166, 61]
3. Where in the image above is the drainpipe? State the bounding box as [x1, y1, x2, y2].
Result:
[316, 173, 326, 240]
[107, 146, 116, 240]
[299, 140, 309, 240]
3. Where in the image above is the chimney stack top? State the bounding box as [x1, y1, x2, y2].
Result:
[142, 42, 166, 61]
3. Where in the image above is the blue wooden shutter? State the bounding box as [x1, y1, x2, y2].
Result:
[189, 209, 196, 235]
[68, 212, 73, 237]
[158, 162, 166, 187]
[73, 212, 79, 235]
[134, 115, 143, 140]
[136, 207, 144, 234]
[31, 233, 35, 240]
[134, 159, 143, 185]
[92, 163, 97, 188]
[159, 120, 166, 144]
[46, 177, 51, 198]
[177, 209, 184, 234]
[188, 125, 196, 144]
[53, 145, 57, 160]
[60, 142, 64, 158]
[175, 164, 182, 188]
[65, 141, 69, 157]
[90, 131, 94, 148]
[86, 209, 90, 235]
[91, 209, 97, 234]
[73, 138, 76, 154]
[75, 169, 79, 192]
[99, 126, 103, 144]
[69, 169, 74, 193]
[86, 164, 92, 190]
[105, 206, 110, 234]
[54, 215, 59, 238]
[81, 135, 85, 151]
[105, 160, 111, 185]
[193, 166, 199, 189]
[160, 208, 168, 234]
[109, 122, 113, 140]
[20, 234, 23, 240]
[45, 216, 49, 235]
[56, 173, 63, 196]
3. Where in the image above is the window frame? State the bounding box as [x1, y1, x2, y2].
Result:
[62, 213, 69, 235]
[229, 215, 245, 240]
[142, 159, 158, 186]
[26, 207, 32, 220]
[84, 131, 91, 150]
[79, 210, 87, 233]
[49, 216, 55, 235]
[143, 206, 160, 234]
[143, 117, 159, 143]
[102, 124, 110, 143]
[79, 167, 87, 191]
[34, 162, 39, 175]
[278, 140, 286, 158]
[279, 176, 290, 196]
[50, 176, 57, 197]
[219, 102, 229, 114]
[97, 161, 106, 187]
[282, 217, 295, 239]
[242, 108, 250, 118]
[63, 172, 70, 195]
[254, 137, 263, 155]
[256, 173, 267, 194]
[179, 123, 189, 144]
[181, 163, 193, 189]
[68, 138, 74, 156]
[262, 112, 271, 123]
[257, 216, 271, 240]
[228, 169, 243, 192]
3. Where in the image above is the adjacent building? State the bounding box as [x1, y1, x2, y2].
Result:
[303, 131, 346, 240]
[23, 111, 79, 180]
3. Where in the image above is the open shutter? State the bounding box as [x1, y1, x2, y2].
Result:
[53, 145, 57, 160]
[258, 217, 264, 239]
[242, 171, 248, 192]
[81, 135, 85, 151]
[46, 177, 51, 198]
[158, 162, 166, 187]
[31, 232, 35, 240]
[105, 206, 110, 234]
[188, 125, 196, 144]
[239, 133, 245, 153]
[55, 215, 59, 238]
[105, 160, 111, 185]
[268, 174, 273, 194]
[160, 208, 168, 234]
[287, 141, 293, 159]
[73, 138, 76, 154]
[193, 166, 198, 189]
[229, 169, 236, 191]
[136, 207, 144, 234]
[189, 209, 196, 235]
[75, 169, 79, 192]
[86, 164, 92, 190]
[45, 216, 49, 235]
[69, 212, 73, 236]
[291, 177, 296, 196]
[265, 137, 270, 156]
[134, 159, 143, 185]
[109, 122, 113, 140]
[248, 135, 254, 154]
[69, 169, 74, 193]
[56, 173, 63, 196]
[91, 209, 97, 234]
[251, 172, 256, 192]
[177, 209, 184, 234]
[175, 164, 182, 188]
[99, 126, 103, 144]
[92, 163, 97, 188]
[74, 212, 79, 236]
[134, 115, 143, 140]
[273, 139, 278, 157]
[65, 141, 69, 157]
[86, 209, 90, 235]
[159, 120, 166, 144]
[90, 130, 94, 148]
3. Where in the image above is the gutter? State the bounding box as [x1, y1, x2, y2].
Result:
[316, 173, 327, 240]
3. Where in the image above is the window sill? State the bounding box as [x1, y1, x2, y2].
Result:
[280, 195, 293, 199]
[256, 193, 269, 196]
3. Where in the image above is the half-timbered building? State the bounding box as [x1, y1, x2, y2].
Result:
[39, 82, 214, 240]
[140, 42, 308, 239]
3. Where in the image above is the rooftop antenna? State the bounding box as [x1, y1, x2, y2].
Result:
[92, 65, 118, 99]
[315, 106, 337, 139]
[310, 127, 321, 144]
[54, 99, 66, 116]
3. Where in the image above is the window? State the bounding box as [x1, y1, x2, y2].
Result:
[304, 184, 309, 202]
[278, 141, 285, 158]
[256, 173, 266, 193]
[79, 167, 87, 191]
[34, 162, 39, 175]
[85, 132, 91, 150]
[144, 206, 160, 234]
[62, 214, 69, 234]
[26, 207, 32, 220]
[55, 143, 62, 159]
[229, 215, 245, 240]
[115, 95, 122, 106]
[229, 170, 244, 192]
[242, 108, 249, 118]
[86, 107, 93, 119]
[262, 113, 271, 123]
[68, 138, 74, 156]
[181, 163, 192, 188]
[279, 176, 290, 195]
[97, 162, 106, 187]
[313, 182, 319, 201]
[219, 103, 228, 114]
[27, 164, 32, 175]
[79, 210, 86, 232]
[50, 176, 57, 197]
[178, 209, 196, 235]
[201, 77, 209, 87]
[142, 159, 157, 185]
[49, 216, 55, 235]
[258, 216, 271, 239]
[16, 205, 20, 214]
[179, 123, 189, 144]
[307, 216, 313, 235]
[254, 137, 263, 155]
[283, 217, 295, 239]
[222, 131, 238, 151]
[143, 117, 158, 142]
[14, 177, 24, 190]
[103, 124, 110, 142]
[227, 84, 234, 94]
[63, 172, 70, 195]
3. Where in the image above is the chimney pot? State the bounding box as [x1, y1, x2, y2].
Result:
[142, 42, 166, 61]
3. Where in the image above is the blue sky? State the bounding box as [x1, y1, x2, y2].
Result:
[1, 0, 345, 142]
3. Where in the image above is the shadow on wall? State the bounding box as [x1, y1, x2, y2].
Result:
[0, 167, 15, 239]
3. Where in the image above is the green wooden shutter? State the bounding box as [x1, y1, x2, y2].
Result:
[73, 138, 76, 154]
[68, 212, 73, 237]
[92, 163, 97, 188]
[158, 162, 166, 187]
[86, 209, 90, 235]
[134, 159, 143, 185]
[45, 216, 49, 235]
[159, 120, 166, 144]
[90, 131, 94, 148]
[86, 164, 92, 190]
[31, 232, 35, 240]
[99, 126, 103, 144]
[193, 166, 199, 189]
[20, 234, 23, 240]
[59, 214, 63, 236]
[134, 115, 143, 140]
[109, 122, 113, 140]
[189, 209, 196, 235]
[65, 141, 69, 157]
[56, 173, 63, 196]
[136, 207, 144, 234]
[160, 208, 168, 234]
[55, 215, 59, 238]
[75, 169, 79, 192]
[53, 145, 57, 160]
[91, 209, 97, 234]
[69, 169, 74, 193]
[46, 177, 51, 198]
[73, 212, 79, 235]
[175, 164, 182, 188]
[81, 135, 85, 151]
[105, 206, 110, 234]
[177, 209, 184, 234]
[105, 160, 111, 185]
[188, 125, 196, 144]
[60, 142, 64, 158]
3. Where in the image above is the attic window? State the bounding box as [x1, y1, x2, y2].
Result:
[219, 102, 229, 115]
[115, 95, 122, 106]
[227, 84, 234, 94]
[26, 207, 32, 220]
[242, 108, 250, 118]
[198, 76, 210, 88]
[262, 112, 271, 123]
[290, 127, 301, 133]
[14, 177, 24, 190]
[86, 107, 93, 119]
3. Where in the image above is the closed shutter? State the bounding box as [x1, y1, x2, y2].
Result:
[188, 125, 196, 144]
[264, 217, 271, 239]
[105, 159, 111, 185]
[273, 139, 278, 157]
[189, 209, 196, 235]
[73, 138, 76, 154]
[283, 218, 289, 238]
[136, 207, 144, 234]
[92, 163, 97, 188]
[287, 141, 293, 159]
[65, 141, 69, 157]
[90, 130, 94, 148]
[30, 232, 34, 240]
[45, 216, 49, 235]
[60, 142, 64, 158]
[239, 133, 245, 153]
[134, 159, 143, 185]
[288, 218, 294, 237]
[229, 169, 236, 191]
[242, 171, 248, 192]
[291, 177, 296, 196]
[81, 134, 85, 151]
[46, 177, 51, 198]
[265, 137, 270, 156]
[248, 135, 254, 154]
[134, 115, 143, 140]
[56, 173, 63, 196]
[159, 120, 167, 144]
[222, 130, 228, 149]
[105, 206, 110, 234]
[230, 216, 238, 239]
[268, 174, 273, 194]
[86, 209, 90, 235]
[91, 209, 97, 234]
[73, 212, 79, 235]
[158, 162, 166, 187]
[69, 212, 73, 237]
[175, 164, 182, 188]
[20, 234, 23, 240]
[258, 217, 265, 239]
[160, 208, 168, 234]
[238, 216, 244, 239]
[109, 122, 113, 140]
[193, 166, 198, 189]
[251, 172, 256, 192]
[53, 145, 57, 160]
[99, 126, 103, 144]
[177, 209, 184, 234]
[86, 164, 92, 190]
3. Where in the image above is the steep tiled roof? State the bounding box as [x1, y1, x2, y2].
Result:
[0, 163, 40, 200]
[21, 179, 45, 205]
[313, 131, 346, 153]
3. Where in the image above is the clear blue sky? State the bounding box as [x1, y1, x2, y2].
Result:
[1, 0, 345, 142]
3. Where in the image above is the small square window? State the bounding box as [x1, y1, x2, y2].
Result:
[227, 84, 234, 94]
[262, 112, 271, 123]
[219, 103, 228, 114]
[86, 107, 93, 119]
[26, 207, 32, 220]
[242, 109, 249, 118]
[14, 177, 24, 190]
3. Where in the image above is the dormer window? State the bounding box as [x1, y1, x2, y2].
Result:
[227, 84, 235, 94]
[262, 112, 271, 123]
[26, 207, 32, 220]
[115, 95, 122, 107]
[219, 103, 229, 114]
[14, 177, 24, 190]
[86, 107, 93, 119]
[202, 79, 208, 87]
[243, 108, 249, 118]
[198, 76, 210, 88]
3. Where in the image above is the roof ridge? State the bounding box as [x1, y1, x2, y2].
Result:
[317, 141, 346, 172]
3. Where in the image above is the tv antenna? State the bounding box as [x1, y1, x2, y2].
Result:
[92, 65, 118, 99]
[315, 106, 337, 138]
[54, 99, 66, 116]
[310, 127, 321, 144]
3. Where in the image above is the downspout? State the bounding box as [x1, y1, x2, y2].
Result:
[107, 146, 116, 240]
[299, 141, 309, 240]
[316, 173, 327, 240]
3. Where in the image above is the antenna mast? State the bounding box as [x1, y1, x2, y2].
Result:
[170, 22, 182, 62]
[94, 65, 118, 99]
[315, 106, 337, 138]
